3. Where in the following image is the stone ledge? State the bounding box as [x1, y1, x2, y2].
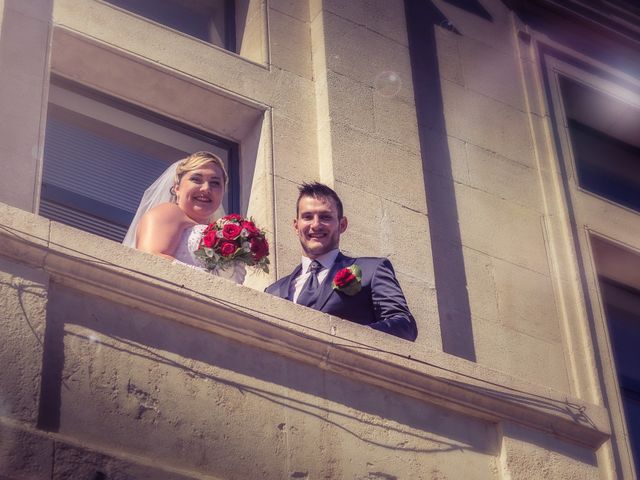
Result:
[50, 26, 270, 143]
[0, 203, 610, 450]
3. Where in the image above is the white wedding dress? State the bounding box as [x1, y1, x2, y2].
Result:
[121, 160, 244, 284]
[172, 224, 245, 284]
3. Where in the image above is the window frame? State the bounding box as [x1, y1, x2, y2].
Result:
[39, 75, 240, 241]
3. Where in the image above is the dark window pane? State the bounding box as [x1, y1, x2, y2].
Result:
[104, 0, 234, 51]
[620, 391, 640, 472]
[569, 119, 640, 212]
[560, 77, 640, 212]
[601, 281, 640, 471]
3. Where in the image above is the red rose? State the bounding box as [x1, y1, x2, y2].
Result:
[202, 230, 219, 248]
[222, 223, 242, 240]
[242, 220, 260, 236]
[334, 268, 356, 288]
[219, 241, 237, 257]
[223, 214, 243, 222]
[250, 237, 269, 260]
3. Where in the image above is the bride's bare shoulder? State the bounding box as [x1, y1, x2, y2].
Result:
[144, 203, 187, 223]
[139, 203, 192, 232]
[136, 203, 194, 254]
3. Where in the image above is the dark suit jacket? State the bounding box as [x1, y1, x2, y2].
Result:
[265, 253, 418, 341]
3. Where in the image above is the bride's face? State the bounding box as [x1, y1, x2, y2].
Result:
[174, 163, 224, 223]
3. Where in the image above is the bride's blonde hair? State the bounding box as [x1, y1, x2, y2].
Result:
[171, 151, 228, 202]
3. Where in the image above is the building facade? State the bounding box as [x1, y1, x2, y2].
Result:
[0, 0, 638, 478]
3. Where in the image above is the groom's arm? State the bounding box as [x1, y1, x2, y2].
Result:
[368, 259, 418, 342]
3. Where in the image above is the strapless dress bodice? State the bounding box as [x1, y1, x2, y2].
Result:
[173, 224, 207, 270]
[171, 224, 246, 284]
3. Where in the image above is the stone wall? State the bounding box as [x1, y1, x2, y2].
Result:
[0, 0, 637, 478]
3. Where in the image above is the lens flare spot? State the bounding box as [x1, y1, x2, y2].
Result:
[374, 71, 402, 97]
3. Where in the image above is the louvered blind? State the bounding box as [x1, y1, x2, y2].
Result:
[41, 113, 174, 242]
[39, 199, 128, 243]
[40, 81, 237, 244]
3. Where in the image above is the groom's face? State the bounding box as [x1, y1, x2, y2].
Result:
[294, 196, 348, 259]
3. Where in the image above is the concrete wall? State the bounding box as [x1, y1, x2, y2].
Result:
[0, 0, 637, 478]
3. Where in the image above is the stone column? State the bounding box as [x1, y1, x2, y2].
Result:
[0, 0, 53, 212]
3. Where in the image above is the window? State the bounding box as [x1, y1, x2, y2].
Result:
[40, 78, 238, 242]
[543, 51, 640, 476]
[103, 0, 236, 51]
[560, 76, 640, 212]
[592, 239, 640, 473]
[600, 279, 640, 471]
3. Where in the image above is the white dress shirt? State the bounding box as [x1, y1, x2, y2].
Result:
[290, 249, 340, 304]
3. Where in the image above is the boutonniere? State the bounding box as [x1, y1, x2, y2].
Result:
[332, 265, 362, 296]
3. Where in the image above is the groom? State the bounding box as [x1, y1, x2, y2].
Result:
[265, 182, 418, 341]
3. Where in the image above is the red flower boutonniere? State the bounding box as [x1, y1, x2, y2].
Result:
[332, 265, 362, 296]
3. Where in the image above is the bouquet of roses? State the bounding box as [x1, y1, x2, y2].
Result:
[194, 214, 270, 273]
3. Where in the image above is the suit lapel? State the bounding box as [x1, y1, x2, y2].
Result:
[315, 252, 355, 311]
[281, 264, 302, 300]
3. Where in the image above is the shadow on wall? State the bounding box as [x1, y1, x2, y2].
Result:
[30, 279, 601, 476]
[36, 282, 498, 478]
[404, 0, 476, 361]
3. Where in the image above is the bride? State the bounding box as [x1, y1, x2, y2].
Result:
[122, 151, 245, 284]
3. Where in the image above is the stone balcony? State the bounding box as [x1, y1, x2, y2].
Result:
[0, 202, 608, 479]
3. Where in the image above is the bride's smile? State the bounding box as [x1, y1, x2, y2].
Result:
[175, 164, 225, 224]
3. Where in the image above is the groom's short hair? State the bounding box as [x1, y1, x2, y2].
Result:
[297, 182, 344, 218]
